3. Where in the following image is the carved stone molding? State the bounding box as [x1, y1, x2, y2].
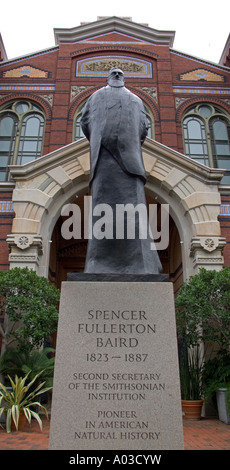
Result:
[7, 234, 43, 254]
[138, 87, 158, 103]
[39, 94, 53, 106]
[190, 236, 226, 255]
[222, 99, 230, 107]
[202, 238, 216, 252]
[190, 236, 226, 270]
[9, 254, 40, 263]
[175, 97, 188, 109]
[16, 235, 31, 250]
[195, 257, 224, 264]
[71, 86, 91, 101]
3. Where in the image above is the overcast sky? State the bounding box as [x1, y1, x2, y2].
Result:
[1, 0, 229, 64]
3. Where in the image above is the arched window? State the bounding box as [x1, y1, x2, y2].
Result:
[211, 119, 230, 183]
[18, 114, 45, 165]
[73, 100, 155, 141]
[0, 100, 45, 181]
[182, 104, 230, 184]
[145, 106, 155, 139]
[73, 101, 87, 141]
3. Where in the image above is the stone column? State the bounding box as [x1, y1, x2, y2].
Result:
[190, 236, 226, 272]
[7, 234, 43, 272]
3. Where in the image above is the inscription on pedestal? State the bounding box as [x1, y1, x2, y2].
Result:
[49, 282, 184, 450]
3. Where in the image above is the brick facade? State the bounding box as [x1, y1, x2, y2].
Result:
[0, 191, 13, 271]
[0, 17, 230, 274]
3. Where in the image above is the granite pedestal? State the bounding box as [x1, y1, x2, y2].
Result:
[49, 278, 184, 450]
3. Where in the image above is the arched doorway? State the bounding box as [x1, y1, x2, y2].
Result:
[8, 137, 225, 284]
[48, 192, 183, 294]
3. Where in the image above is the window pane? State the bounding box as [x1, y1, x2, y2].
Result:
[16, 102, 29, 114]
[75, 116, 85, 140]
[0, 171, 7, 181]
[187, 119, 202, 139]
[199, 106, 211, 117]
[216, 144, 230, 155]
[213, 121, 228, 140]
[192, 158, 207, 165]
[0, 113, 17, 180]
[0, 140, 12, 151]
[0, 116, 14, 136]
[23, 141, 38, 151]
[0, 156, 9, 166]
[211, 118, 230, 180]
[146, 116, 152, 138]
[221, 174, 230, 184]
[21, 155, 36, 164]
[190, 143, 204, 155]
[25, 116, 40, 136]
[217, 159, 230, 170]
[32, 105, 40, 111]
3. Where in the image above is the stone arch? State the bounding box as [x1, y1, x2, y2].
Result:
[8, 137, 225, 280]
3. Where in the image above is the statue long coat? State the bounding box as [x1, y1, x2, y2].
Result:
[81, 85, 147, 185]
[80, 85, 162, 274]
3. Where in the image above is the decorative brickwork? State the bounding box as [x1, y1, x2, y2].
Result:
[0, 200, 14, 212]
[0, 65, 50, 78]
[76, 56, 152, 77]
[220, 204, 230, 216]
[179, 68, 225, 82]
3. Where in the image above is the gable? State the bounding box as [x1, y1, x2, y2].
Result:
[79, 31, 149, 44]
[54, 16, 175, 47]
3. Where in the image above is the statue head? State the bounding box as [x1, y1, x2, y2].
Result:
[107, 68, 125, 87]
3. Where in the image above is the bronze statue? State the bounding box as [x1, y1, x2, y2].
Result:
[81, 68, 162, 274]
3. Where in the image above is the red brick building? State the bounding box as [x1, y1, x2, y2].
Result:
[0, 17, 229, 292]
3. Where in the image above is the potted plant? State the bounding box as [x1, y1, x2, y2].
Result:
[179, 342, 204, 419]
[175, 267, 230, 421]
[203, 352, 230, 424]
[0, 370, 52, 432]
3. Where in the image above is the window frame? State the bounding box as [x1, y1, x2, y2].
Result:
[73, 101, 87, 141]
[0, 100, 45, 181]
[182, 103, 230, 185]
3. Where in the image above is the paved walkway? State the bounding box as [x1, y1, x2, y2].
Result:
[0, 416, 229, 451]
[183, 417, 230, 450]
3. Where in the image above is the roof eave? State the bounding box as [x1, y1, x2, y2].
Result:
[54, 16, 175, 47]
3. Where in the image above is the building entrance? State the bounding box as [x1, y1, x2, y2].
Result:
[48, 193, 183, 295]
